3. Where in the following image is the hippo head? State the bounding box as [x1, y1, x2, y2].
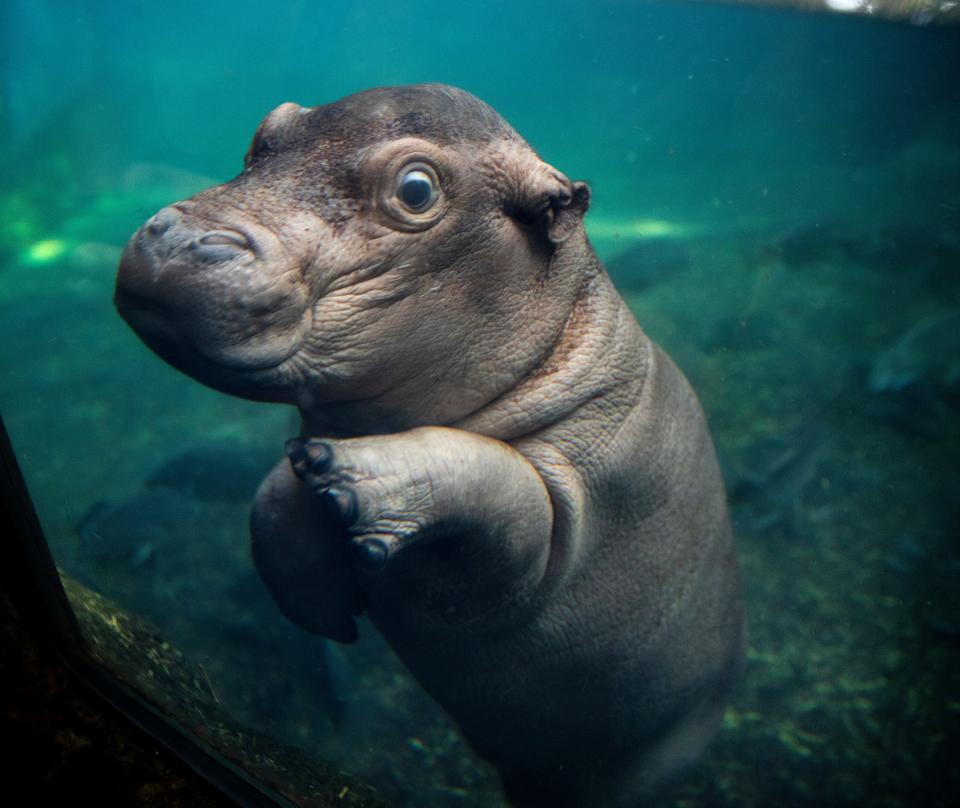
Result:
[116, 84, 590, 433]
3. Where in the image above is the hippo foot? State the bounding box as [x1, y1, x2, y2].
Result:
[285, 435, 437, 572]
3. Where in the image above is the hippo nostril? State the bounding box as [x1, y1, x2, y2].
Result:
[198, 230, 251, 250]
[145, 206, 182, 237]
[190, 229, 255, 263]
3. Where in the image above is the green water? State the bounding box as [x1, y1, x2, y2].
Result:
[1, 1, 958, 806]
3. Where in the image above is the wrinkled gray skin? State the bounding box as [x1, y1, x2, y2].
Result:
[115, 84, 745, 807]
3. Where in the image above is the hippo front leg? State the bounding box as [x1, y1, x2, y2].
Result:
[286, 426, 554, 634]
[251, 458, 363, 642]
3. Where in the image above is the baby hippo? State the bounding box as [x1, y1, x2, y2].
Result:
[115, 84, 745, 807]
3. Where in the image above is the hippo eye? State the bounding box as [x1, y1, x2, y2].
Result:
[396, 167, 437, 212]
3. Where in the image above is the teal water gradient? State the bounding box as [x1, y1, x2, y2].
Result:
[1, 2, 958, 806]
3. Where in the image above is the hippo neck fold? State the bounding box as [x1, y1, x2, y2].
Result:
[452, 256, 650, 445]
[296, 238, 647, 444]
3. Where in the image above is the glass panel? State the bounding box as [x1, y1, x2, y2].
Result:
[1, 2, 957, 806]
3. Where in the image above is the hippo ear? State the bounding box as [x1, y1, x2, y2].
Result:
[512, 170, 591, 246]
[547, 180, 591, 245]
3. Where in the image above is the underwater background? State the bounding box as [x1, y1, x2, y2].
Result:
[1, 1, 958, 805]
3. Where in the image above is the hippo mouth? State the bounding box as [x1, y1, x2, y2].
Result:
[115, 288, 307, 374]
[116, 292, 310, 407]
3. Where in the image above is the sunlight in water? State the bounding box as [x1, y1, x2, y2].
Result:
[587, 217, 690, 241]
[23, 239, 69, 265]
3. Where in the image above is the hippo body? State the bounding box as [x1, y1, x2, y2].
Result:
[116, 84, 745, 807]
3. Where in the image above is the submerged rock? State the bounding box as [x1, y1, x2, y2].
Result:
[867, 310, 960, 435]
[852, 220, 960, 281]
[722, 424, 828, 538]
[869, 311, 960, 395]
[760, 220, 853, 268]
[704, 312, 779, 353]
[145, 441, 276, 502]
[76, 487, 204, 568]
[603, 237, 690, 291]
[757, 217, 960, 289]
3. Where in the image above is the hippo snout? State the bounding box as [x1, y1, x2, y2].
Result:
[144, 205, 178, 235]
[129, 204, 257, 274]
[116, 201, 314, 385]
